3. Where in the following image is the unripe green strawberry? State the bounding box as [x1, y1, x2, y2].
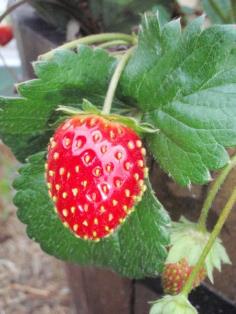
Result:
[150, 294, 198, 314]
[162, 258, 206, 295]
[45, 114, 148, 241]
[166, 217, 231, 284]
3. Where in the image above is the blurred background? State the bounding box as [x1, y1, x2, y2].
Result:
[0, 0, 21, 96]
[0, 0, 236, 313]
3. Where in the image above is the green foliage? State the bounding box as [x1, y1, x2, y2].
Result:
[121, 14, 236, 185]
[6, 13, 236, 187]
[0, 36, 170, 276]
[14, 152, 170, 278]
[0, 46, 118, 162]
[152, 4, 172, 27]
[1, 11, 236, 276]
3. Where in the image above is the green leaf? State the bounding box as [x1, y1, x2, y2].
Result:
[0, 45, 118, 162]
[13, 152, 170, 278]
[120, 14, 236, 185]
[152, 4, 171, 27]
[202, 0, 235, 24]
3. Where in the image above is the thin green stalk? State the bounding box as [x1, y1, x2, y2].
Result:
[182, 187, 236, 296]
[102, 47, 135, 115]
[198, 153, 236, 232]
[39, 33, 137, 60]
[109, 50, 126, 56]
[98, 40, 129, 49]
[208, 0, 229, 23]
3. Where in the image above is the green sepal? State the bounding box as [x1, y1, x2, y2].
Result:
[105, 114, 159, 135]
[56, 100, 100, 116]
[149, 294, 198, 314]
[57, 100, 159, 135]
[82, 99, 101, 113]
[167, 217, 231, 282]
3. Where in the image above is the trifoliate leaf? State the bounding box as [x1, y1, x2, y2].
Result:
[150, 294, 198, 314]
[120, 13, 236, 185]
[167, 217, 231, 283]
[13, 152, 170, 278]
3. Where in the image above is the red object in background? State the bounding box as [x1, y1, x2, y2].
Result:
[0, 25, 13, 46]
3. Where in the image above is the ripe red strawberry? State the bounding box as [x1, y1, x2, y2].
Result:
[162, 258, 206, 295]
[0, 25, 13, 46]
[46, 115, 148, 241]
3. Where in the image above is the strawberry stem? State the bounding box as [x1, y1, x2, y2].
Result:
[39, 33, 137, 60]
[197, 153, 236, 232]
[182, 187, 236, 296]
[97, 40, 129, 49]
[102, 47, 135, 115]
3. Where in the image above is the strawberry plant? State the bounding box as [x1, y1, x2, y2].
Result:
[0, 8, 236, 313]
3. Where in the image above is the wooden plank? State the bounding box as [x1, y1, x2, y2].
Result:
[134, 282, 160, 314]
[66, 264, 133, 314]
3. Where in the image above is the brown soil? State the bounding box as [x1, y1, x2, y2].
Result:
[0, 144, 74, 314]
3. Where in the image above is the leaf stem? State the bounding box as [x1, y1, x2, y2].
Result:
[98, 40, 129, 49]
[102, 47, 135, 115]
[197, 153, 236, 232]
[39, 33, 137, 60]
[208, 0, 229, 23]
[182, 187, 236, 296]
